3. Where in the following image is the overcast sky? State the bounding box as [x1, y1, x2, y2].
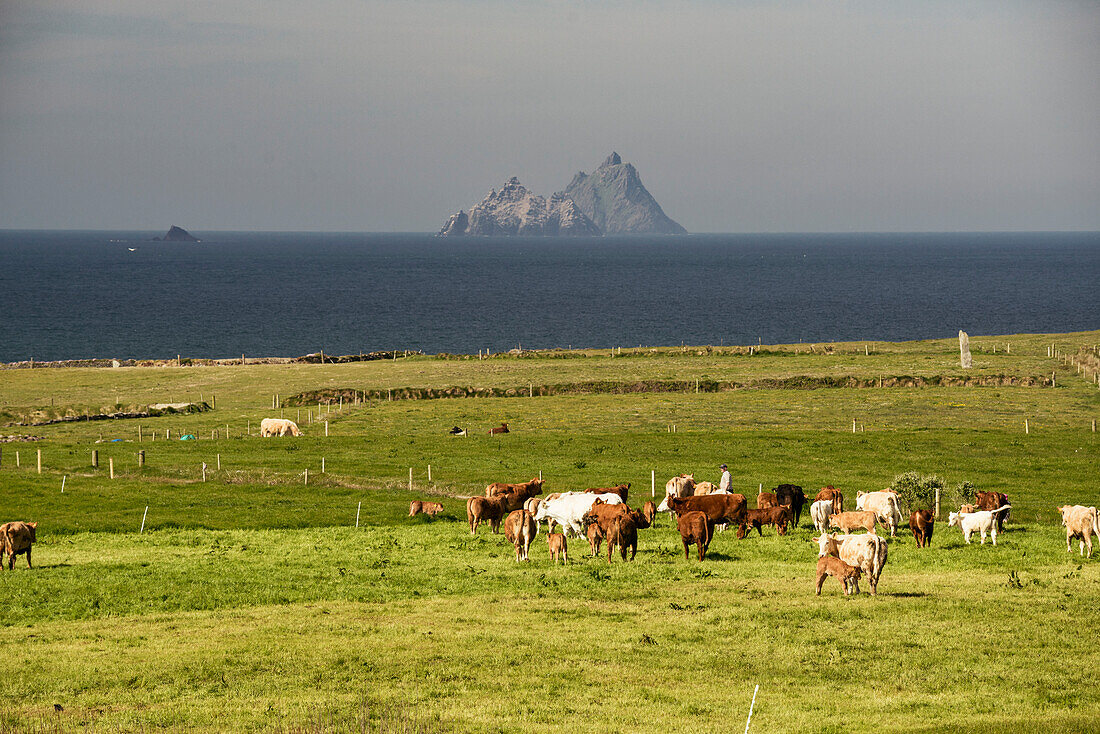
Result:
[1, 1, 1097, 232]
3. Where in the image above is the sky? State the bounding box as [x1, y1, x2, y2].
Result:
[0, 0, 1097, 233]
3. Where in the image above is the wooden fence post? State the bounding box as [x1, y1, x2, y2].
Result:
[138, 450, 145, 467]
[325, 421, 329, 437]
[15, 451, 19, 468]
[408, 467, 413, 491]
[322, 457, 326, 474]
[935, 487, 940, 519]
[109, 458, 114, 479]
[37, 449, 41, 474]
[1025, 419, 1029, 434]
[652, 469, 656, 498]
[140, 506, 148, 533]
[427, 464, 431, 482]
[356, 501, 362, 528]
[92, 449, 99, 468]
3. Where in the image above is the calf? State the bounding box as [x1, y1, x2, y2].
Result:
[504, 509, 538, 561]
[1057, 505, 1100, 558]
[488, 422, 510, 435]
[642, 501, 657, 527]
[815, 486, 844, 515]
[810, 499, 834, 534]
[737, 506, 791, 538]
[0, 521, 36, 570]
[606, 514, 638, 562]
[814, 532, 888, 595]
[547, 533, 568, 563]
[909, 510, 935, 548]
[829, 511, 877, 534]
[757, 492, 779, 510]
[466, 496, 505, 535]
[586, 521, 604, 557]
[816, 555, 862, 596]
[948, 506, 1011, 545]
[677, 511, 713, 561]
[408, 501, 444, 517]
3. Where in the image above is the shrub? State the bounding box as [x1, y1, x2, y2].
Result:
[889, 471, 947, 513]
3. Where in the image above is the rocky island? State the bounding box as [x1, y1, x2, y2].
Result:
[151, 226, 199, 242]
[439, 153, 685, 236]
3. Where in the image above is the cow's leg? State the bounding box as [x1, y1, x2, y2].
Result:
[25, 548, 31, 569]
[815, 572, 825, 595]
[682, 540, 690, 560]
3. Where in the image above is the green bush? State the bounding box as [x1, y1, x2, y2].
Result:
[890, 472, 977, 513]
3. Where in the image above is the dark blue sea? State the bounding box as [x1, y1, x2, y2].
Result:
[0, 231, 1097, 362]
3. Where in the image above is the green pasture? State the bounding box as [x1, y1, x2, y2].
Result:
[0, 331, 1098, 732]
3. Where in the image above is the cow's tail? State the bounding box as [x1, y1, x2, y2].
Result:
[871, 535, 885, 586]
[991, 505, 1012, 515]
[1092, 507, 1100, 539]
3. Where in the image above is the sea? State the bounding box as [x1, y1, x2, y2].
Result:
[0, 231, 1097, 362]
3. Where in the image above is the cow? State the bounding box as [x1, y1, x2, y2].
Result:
[775, 484, 807, 526]
[677, 511, 713, 561]
[829, 511, 877, 534]
[534, 492, 624, 538]
[948, 506, 1011, 545]
[757, 492, 779, 510]
[523, 497, 543, 517]
[736, 506, 792, 539]
[606, 514, 638, 562]
[909, 509, 935, 548]
[259, 418, 302, 437]
[485, 478, 543, 499]
[488, 422, 510, 435]
[693, 481, 719, 496]
[628, 507, 652, 530]
[960, 504, 977, 514]
[1056, 505, 1100, 558]
[856, 491, 903, 537]
[582, 498, 631, 555]
[642, 501, 657, 527]
[976, 491, 1010, 532]
[814, 532, 888, 595]
[547, 533, 568, 563]
[810, 499, 834, 534]
[664, 474, 696, 499]
[504, 510, 538, 561]
[0, 521, 36, 570]
[815, 486, 843, 515]
[586, 521, 604, 557]
[408, 501, 444, 517]
[660, 493, 748, 527]
[448, 426, 467, 436]
[584, 484, 629, 502]
[466, 496, 506, 535]
[816, 555, 862, 596]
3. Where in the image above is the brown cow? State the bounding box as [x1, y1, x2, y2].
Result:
[485, 478, 543, 499]
[829, 511, 877, 534]
[959, 504, 977, 514]
[0, 522, 36, 570]
[757, 492, 779, 509]
[547, 533, 568, 563]
[736, 506, 792, 539]
[606, 514, 638, 562]
[664, 494, 748, 526]
[642, 501, 657, 527]
[584, 484, 630, 502]
[816, 555, 862, 596]
[504, 510, 538, 561]
[816, 486, 844, 515]
[677, 511, 713, 561]
[488, 422, 510, 435]
[775, 484, 807, 526]
[582, 499, 630, 556]
[466, 496, 505, 535]
[909, 509, 935, 548]
[409, 501, 444, 517]
[586, 522, 604, 556]
[628, 508, 651, 530]
[976, 491, 1009, 531]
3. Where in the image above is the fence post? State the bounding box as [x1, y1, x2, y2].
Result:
[652, 469, 656, 498]
[427, 464, 431, 482]
[109, 458, 114, 479]
[140, 506, 148, 533]
[217, 454, 221, 470]
[1025, 418, 1029, 434]
[408, 467, 413, 491]
[304, 468, 308, 485]
[356, 501, 362, 528]
[935, 487, 940, 519]
[92, 449, 99, 468]
[852, 418, 857, 433]
[138, 450, 145, 467]
[322, 457, 326, 474]
[37, 449, 41, 474]
[139, 425, 142, 442]
[325, 421, 329, 437]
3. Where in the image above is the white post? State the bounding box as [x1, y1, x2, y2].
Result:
[325, 421, 329, 437]
[356, 501, 362, 528]
[539, 470, 543, 481]
[427, 464, 431, 482]
[935, 487, 940, 518]
[202, 463, 206, 482]
[109, 458, 114, 479]
[852, 418, 857, 433]
[37, 449, 41, 474]
[744, 684, 759, 734]
[322, 457, 326, 473]
[140, 506, 148, 534]
[217, 454, 221, 470]
[225, 424, 229, 439]
[1025, 418, 1029, 434]
[61, 475, 66, 493]
[408, 467, 413, 491]
[304, 468, 309, 485]
[651, 469, 656, 498]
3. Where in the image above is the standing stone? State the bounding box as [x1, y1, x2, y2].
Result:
[959, 330, 972, 368]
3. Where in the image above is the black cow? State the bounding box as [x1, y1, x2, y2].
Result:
[774, 484, 806, 526]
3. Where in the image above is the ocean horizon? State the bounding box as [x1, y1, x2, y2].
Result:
[1, 230, 1097, 362]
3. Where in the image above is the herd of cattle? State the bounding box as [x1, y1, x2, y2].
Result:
[422, 473, 1100, 596]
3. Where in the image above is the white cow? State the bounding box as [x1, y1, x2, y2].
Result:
[1058, 505, 1100, 558]
[259, 418, 302, 437]
[533, 493, 623, 538]
[856, 490, 902, 537]
[814, 532, 888, 595]
[810, 499, 835, 534]
[947, 506, 1011, 545]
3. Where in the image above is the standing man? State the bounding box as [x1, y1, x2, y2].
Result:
[718, 464, 732, 493]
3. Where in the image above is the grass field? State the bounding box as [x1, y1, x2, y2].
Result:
[1, 331, 1098, 732]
